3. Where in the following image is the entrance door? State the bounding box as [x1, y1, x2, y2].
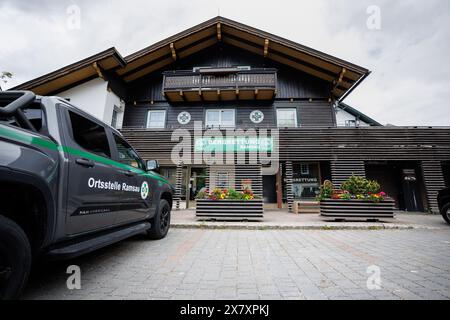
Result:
[401, 169, 423, 212]
[190, 168, 207, 200]
[263, 175, 277, 203]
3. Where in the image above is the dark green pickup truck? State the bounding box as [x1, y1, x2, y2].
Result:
[0, 91, 174, 299]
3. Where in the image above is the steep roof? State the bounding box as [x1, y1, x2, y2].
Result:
[13, 48, 126, 95]
[14, 16, 370, 100]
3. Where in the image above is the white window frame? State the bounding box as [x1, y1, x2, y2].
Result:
[345, 119, 358, 127]
[205, 109, 236, 128]
[276, 108, 298, 128]
[146, 110, 166, 129]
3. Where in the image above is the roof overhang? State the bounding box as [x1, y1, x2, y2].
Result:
[13, 16, 370, 100]
[117, 16, 370, 99]
[12, 48, 126, 95]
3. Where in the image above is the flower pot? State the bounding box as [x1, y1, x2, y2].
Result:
[320, 198, 395, 221]
[196, 199, 264, 221]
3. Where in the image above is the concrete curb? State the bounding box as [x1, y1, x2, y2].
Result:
[170, 223, 439, 231]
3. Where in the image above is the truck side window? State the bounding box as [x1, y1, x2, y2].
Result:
[68, 111, 111, 158]
[0, 104, 47, 133]
[113, 134, 145, 170]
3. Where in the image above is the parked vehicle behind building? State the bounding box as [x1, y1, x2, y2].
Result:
[438, 188, 450, 224]
[0, 91, 174, 299]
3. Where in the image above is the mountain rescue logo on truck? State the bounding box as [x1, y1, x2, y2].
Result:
[141, 181, 149, 200]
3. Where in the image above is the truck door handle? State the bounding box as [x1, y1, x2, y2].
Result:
[123, 170, 136, 177]
[75, 158, 95, 168]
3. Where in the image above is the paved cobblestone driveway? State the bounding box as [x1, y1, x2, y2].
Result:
[23, 229, 450, 300]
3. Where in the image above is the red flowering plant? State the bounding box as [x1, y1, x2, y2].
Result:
[317, 176, 387, 203]
[196, 187, 258, 201]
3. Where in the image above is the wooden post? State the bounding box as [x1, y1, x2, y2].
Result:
[286, 161, 294, 212]
[276, 164, 283, 209]
[175, 164, 183, 210]
[185, 165, 192, 209]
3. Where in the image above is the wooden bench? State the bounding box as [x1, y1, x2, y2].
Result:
[292, 201, 320, 214]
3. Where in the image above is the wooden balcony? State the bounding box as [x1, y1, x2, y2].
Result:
[162, 68, 277, 102]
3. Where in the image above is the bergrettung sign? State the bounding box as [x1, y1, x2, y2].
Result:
[194, 137, 274, 152]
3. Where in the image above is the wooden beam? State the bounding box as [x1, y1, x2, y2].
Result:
[217, 23, 222, 41]
[179, 90, 185, 101]
[276, 166, 283, 209]
[263, 39, 269, 57]
[170, 43, 177, 61]
[254, 89, 258, 99]
[92, 62, 104, 79]
[235, 89, 239, 100]
[217, 89, 221, 101]
[333, 67, 346, 90]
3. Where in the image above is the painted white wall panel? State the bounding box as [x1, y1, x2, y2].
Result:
[57, 78, 108, 121]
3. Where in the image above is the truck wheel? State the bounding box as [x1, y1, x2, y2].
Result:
[146, 199, 171, 240]
[0, 215, 31, 300]
[441, 203, 450, 225]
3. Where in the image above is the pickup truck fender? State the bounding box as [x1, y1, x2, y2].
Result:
[0, 166, 57, 249]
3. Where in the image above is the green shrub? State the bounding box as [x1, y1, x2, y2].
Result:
[341, 175, 380, 195]
[317, 180, 334, 200]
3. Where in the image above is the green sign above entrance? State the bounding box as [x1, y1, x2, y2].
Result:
[194, 137, 274, 152]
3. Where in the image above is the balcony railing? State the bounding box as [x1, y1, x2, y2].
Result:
[162, 68, 277, 102]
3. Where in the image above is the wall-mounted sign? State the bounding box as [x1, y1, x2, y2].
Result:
[241, 179, 253, 190]
[250, 110, 264, 124]
[177, 111, 191, 125]
[194, 137, 273, 152]
[293, 177, 318, 184]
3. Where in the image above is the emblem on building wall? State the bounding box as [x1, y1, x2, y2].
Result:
[250, 110, 264, 124]
[177, 111, 191, 125]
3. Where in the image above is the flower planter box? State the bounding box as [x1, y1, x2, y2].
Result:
[320, 198, 395, 221]
[196, 199, 264, 221]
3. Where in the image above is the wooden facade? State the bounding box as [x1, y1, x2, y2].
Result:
[14, 16, 450, 213]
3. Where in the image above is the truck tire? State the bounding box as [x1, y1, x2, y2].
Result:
[146, 199, 171, 240]
[441, 203, 450, 225]
[0, 215, 31, 300]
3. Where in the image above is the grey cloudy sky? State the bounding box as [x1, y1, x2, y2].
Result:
[1, 0, 449, 126]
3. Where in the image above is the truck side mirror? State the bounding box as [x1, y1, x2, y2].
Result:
[146, 160, 160, 172]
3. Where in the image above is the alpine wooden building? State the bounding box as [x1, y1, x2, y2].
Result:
[14, 17, 450, 213]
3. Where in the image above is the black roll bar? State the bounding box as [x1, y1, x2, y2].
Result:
[0, 90, 37, 131]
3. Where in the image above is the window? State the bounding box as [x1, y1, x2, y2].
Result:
[68, 111, 111, 158]
[216, 172, 229, 188]
[111, 107, 119, 128]
[205, 109, 235, 128]
[146, 110, 166, 129]
[277, 108, 297, 128]
[0, 104, 47, 133]
[345, 120, 358, 127]
[113, 134, 145, 170]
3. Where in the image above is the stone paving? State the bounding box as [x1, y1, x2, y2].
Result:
[172, 209, 449, 230]
[23, 227, 450, 300]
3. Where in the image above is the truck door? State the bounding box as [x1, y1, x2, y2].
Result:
[110, 133, 153, 225]
[61, 107, 120, 235]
